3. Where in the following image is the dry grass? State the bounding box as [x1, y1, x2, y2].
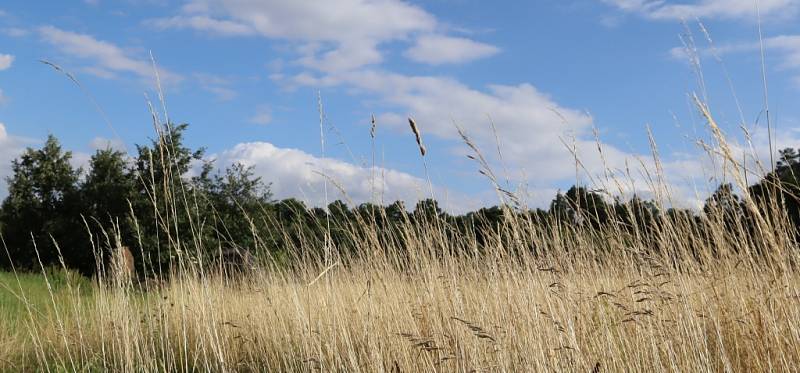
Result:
[2, 64, 800, 371]
[2, 212, 800, 372]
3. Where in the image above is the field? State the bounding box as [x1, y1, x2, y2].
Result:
[2, 204, 800, 372]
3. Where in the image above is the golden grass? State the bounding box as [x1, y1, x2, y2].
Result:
[3, 253, 799, 371]
[4, 140, 800, 371]
[0, 205, 800, 372]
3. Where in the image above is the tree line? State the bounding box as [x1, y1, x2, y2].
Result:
[1, 123, 799, 276]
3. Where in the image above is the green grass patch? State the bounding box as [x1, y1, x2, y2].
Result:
[0, 269, 93, 327]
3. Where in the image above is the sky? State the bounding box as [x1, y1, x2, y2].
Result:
[1, 0, 800, 212]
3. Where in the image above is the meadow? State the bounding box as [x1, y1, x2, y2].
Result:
[2, 174, 800, 372]
[1, 56, 799, 373]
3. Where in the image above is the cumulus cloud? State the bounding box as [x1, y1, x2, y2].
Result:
[287, 69, 594, 180]
[404, 35, 500, 65]
[0, 53, 13, 70]
[213, 141, 477, 212]
[38, 26, 182, 84]
[149, 0, 498, 71]
[604, 0, 799, 20]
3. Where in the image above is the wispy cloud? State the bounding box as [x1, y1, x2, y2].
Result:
[1, 27, 29, 37]
[604, 0, 799, 20]
[194, 72, 238, 101]
[404, 35, 500, 65]
[670, 33, 800, 86]
[149, 0, 498, 70]
[248, 105, 272, 126]
[148, 15, 254, 36]
[38, 25, 182, 84]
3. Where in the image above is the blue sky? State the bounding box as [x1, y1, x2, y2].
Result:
[1, 0, 800, 212]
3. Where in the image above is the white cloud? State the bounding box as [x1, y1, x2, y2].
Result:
[765, 35, 800, 69]
[670, 33, 800, 85]
[148, 15, 254, 36]
[194, 72, 237, 101]
[38, 26, 182, 84]
[288, 69, 594, 180]
[166, 0, 435, 43]
[0, 54, 14, 70]
[149, 0, 498, 72]
[205, 85, 237, 101]
[281, 68, 727, 208]
[214, 141, 477, 211]
[605, 0, 799, 20]
[150, 0, 436, 72]
[404, 35, 500, 65]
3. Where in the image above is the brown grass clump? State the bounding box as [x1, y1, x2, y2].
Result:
[110, 245, 135, 288]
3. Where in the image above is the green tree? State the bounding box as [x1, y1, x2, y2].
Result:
[129, 123, 205, 272]
[193, 162, 273, 256]
[565, 186, 610, 228]
[0, 135, 83, 271]
[81, 148, 137, 274]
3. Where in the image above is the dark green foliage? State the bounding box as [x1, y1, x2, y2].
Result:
[3, 123, 800, 276]
[128, 123, 205, 271]
[0, 135, 83, 271]
[413, 198, 444, 223]
[550, 186, 610, 228]
[82, 148, 137, 274]
[0, 124, 279, 276]
[193, 162, 273, 256]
